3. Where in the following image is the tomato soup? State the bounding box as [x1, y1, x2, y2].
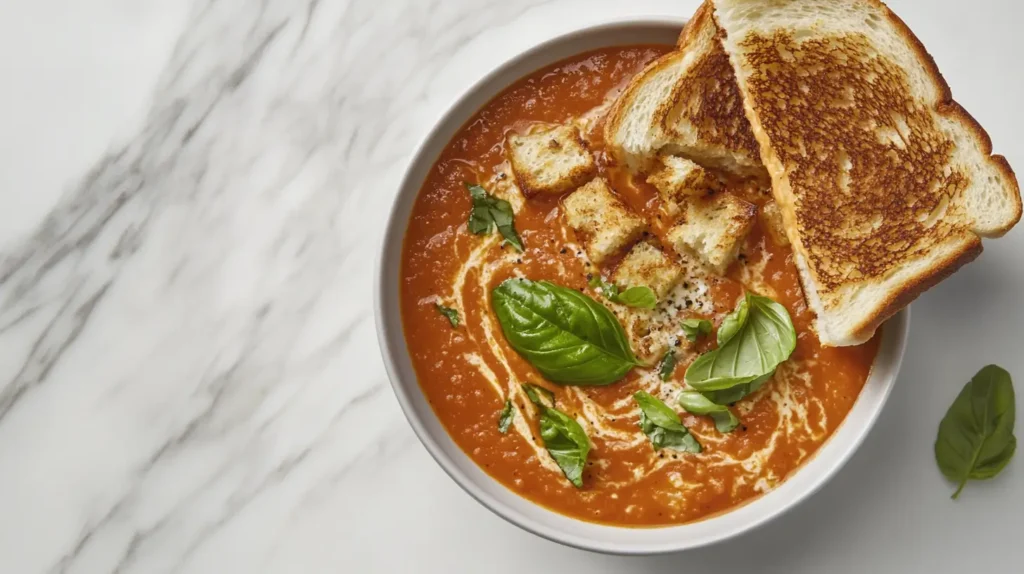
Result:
[399, 45, 879, 526]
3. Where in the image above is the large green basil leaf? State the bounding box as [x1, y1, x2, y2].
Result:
[935, 365, 1017, 499]
[539, 406, 591, 487]
[634, 391, 701, 453]
[492, 279, 639, 386]
[466, 183, 523, 251]
[678, 391, 740, 433]
[684, 293, 796, 393]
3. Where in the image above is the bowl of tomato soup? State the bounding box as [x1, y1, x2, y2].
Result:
[375, 19, 909, 554]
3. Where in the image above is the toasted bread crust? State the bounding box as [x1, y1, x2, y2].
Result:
[603, 52, 687, 170]
[604, 6, 764, 176]
[846, 236, 982, 345]
[873, 0, 1021, 235]
[711, 0, 1020, 345]
[665, 6, 761, 167]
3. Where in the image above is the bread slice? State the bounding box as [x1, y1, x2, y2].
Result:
[603, 2, 762, 177]
[506, 125, 597, 196]
[562, 178, 647, 265]
[711, 0, 1022, 346]
[666, 192, 757, 275]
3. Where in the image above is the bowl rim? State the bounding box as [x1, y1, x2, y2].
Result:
[375, 16, 910, 555]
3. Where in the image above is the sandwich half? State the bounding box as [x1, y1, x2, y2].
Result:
[710, 0, 1022, 346]
[604, 2, 763, 177]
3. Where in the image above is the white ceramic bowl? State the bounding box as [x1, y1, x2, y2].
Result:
[375, 18, 910, 555]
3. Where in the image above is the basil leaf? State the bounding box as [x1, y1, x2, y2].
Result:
[616, 286, 657, 309]
[539, 406, 591, 487]
[934, 365, 1017, 499]
[435, 304, 459, 328]
[716, 296, 750, 345]
[589, 276, 656, 309]
[498, 399, 514, 434]
[522, 383, 555, 408]
[492, 279, 639, 386]
[678, 390, 740, 433]
[465, 183, 523, 251]
[699, 373, 773, 405]
[684, 293, 796, 394]
[634, 391, 701, 453]
[681, 318, 712, 342]
[658, 350, 676, 381]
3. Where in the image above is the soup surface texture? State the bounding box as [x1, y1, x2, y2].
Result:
[400, 45, 879, 526]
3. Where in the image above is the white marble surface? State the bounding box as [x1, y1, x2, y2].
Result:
[0, 0, 1021, 572]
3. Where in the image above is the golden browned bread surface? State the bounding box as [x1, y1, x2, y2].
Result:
[603, 2, 763, 177]
[711, 0, 1021, 345]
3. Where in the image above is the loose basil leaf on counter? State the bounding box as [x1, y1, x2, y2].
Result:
[498, 399, 514, 434]
[492, 279, 640, 386]
[935, 365, 1017, 499]
[539, 406, 591, 488]
[658, 351, 676, 381]
[465, 183, 523, 252]
[681, 318, 712, 342]
[678, 391, 740, 433]
[588, 277, 656, 310]
[436, 304, 459, 328]
[634, 391, 701, 453]
[684, 293, 796, 399]
[522, 383, 555, 408]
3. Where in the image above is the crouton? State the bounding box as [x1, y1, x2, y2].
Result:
[611, 242, 683, 300]
[506, 125, 597, 197]
[647, 155, 721, 216]
[611, 253, 713, 364]
[562, 178, 647, 265]
[667, 192, 756, 275]
[760, 200, 790, 247]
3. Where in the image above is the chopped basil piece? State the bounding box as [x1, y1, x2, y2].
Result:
[658, 350, 676, 381]
[681, 318, 712, 342]
[633, 391, 701, 453]
[588, 276, 656, 309]
[498, 399, 514, 434]
[436, 304, 459, 328]
[678, 390, 740, 433]
[522, 383, 555, 408]
[466, 183, 523, 251]
[539, 406, 591, 488]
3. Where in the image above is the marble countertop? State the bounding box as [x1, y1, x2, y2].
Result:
[1, 0, 1021, 572]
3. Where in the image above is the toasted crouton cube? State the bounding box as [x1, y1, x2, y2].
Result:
[647, 156, 721, 216]
[760, 200, 790, 247]
[612, 242, 683, 300]
[667, 192, 757, 275]
[506, 125, 597, 197]
[562, 178, 647, 265]
[611, 254, 713, 364]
